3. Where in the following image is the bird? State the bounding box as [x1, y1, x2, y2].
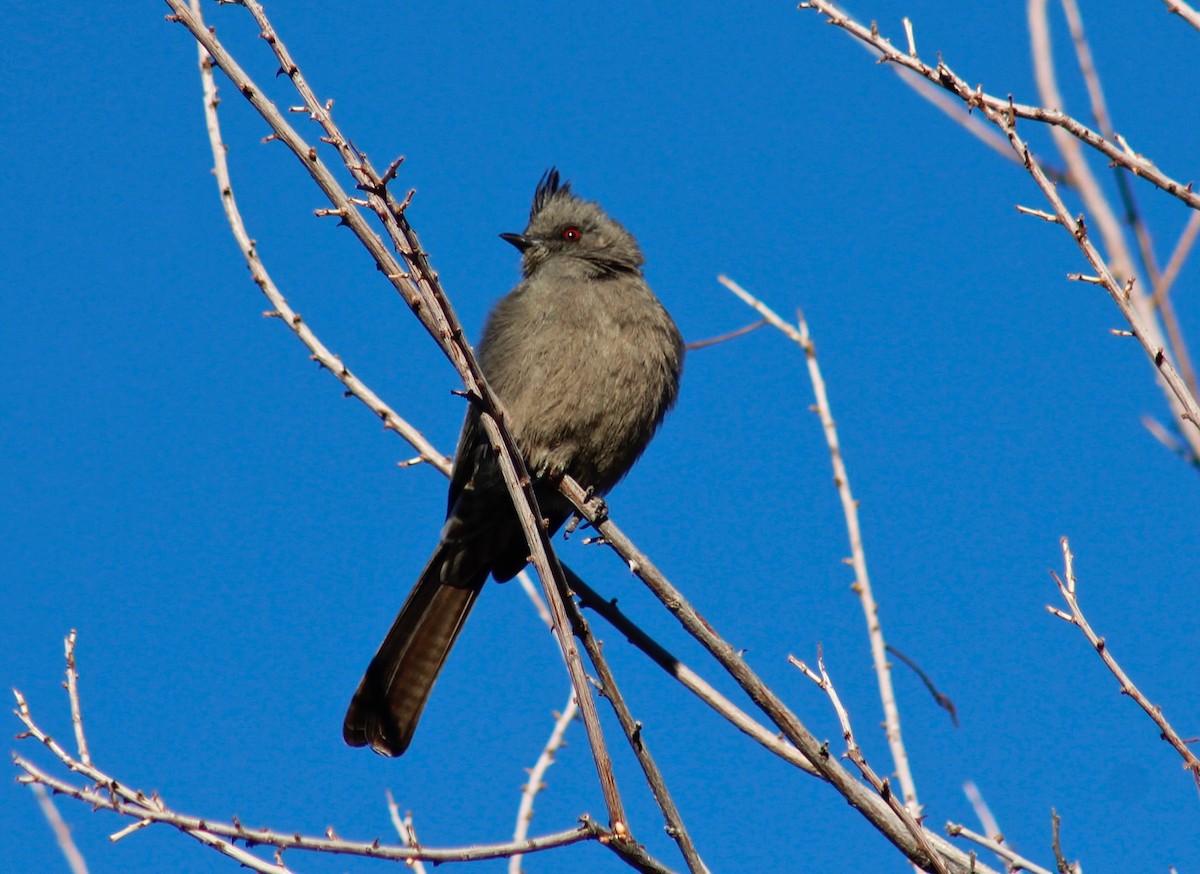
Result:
[343, 169, 684, 756]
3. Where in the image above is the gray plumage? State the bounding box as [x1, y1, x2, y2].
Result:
[343, 170, 684, 756]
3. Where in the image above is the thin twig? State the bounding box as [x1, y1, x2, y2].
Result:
[717, 275, 921, 815]
[12, 678, 634, 868]
[946, 821, 1054, 874]
[790, 650, 948, 874]
[1049, 809, 1079, 874]
[685, 319, 767, 350]
[797, 2, 1200, 211]
[1047, 538, 1200, 788]
[188, 2, 450, 475]
[558, 476, 998, 874]
[512, 691, 579, 874]
[385, 792, 427, 874]
[63, 630, 91, 767]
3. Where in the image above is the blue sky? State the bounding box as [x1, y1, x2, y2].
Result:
[5, 3, 1199, 873]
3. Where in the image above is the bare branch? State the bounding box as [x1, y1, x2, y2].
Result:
[945, 820, 1055, 874]
[168, 0, 632, 834]
[512, 691, 579, 874]
[797, 1, 1200, 456]
[1047, 538, 1200, 788]
[563, 586, 709, 871]
[790, 650, 947, 874]
[797, 1, 1200, 211]
[565, 568, 819, 777]
[717, 275, 921, 815]
[11, 676, 638, 869]
[385, 791, 427, 874]
[1161, 0, 1200, 33]
[558, 475, 999, 874]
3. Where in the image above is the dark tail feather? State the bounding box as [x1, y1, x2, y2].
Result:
[343, 544, 484, 756]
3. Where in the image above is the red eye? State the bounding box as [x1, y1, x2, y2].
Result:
[562, 227, 582, 242]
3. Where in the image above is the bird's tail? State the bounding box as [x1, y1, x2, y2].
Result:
[343, 542, 485, 756]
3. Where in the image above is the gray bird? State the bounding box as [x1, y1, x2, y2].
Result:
[343, 169, 684, 756]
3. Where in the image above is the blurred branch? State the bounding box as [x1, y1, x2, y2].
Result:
[516, 568, 555, 628]
[685, 319, 767, 350]
[1055, 0, 1159, 285]
[29, 784, 88, 874]
[1031, 0, 1199, 433]
[956, 781, 1056, 874]
[716, 275, 921, 816]
[1032, 0, 1132, 282]
[961, 781, 1002, 849]
[1047, 538, 1200, 789]
[1153, 210, 1200, 404]
[886, 645, 958, 728]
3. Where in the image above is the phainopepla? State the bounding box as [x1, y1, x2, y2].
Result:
[343, 169, 684, 756]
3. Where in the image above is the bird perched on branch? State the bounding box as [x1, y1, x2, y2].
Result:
[343, 169, 684, 756]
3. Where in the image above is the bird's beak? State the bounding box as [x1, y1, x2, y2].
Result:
[499, 232, 534, 252]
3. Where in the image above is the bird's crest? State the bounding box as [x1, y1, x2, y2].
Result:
[532, 167, 571, 218]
